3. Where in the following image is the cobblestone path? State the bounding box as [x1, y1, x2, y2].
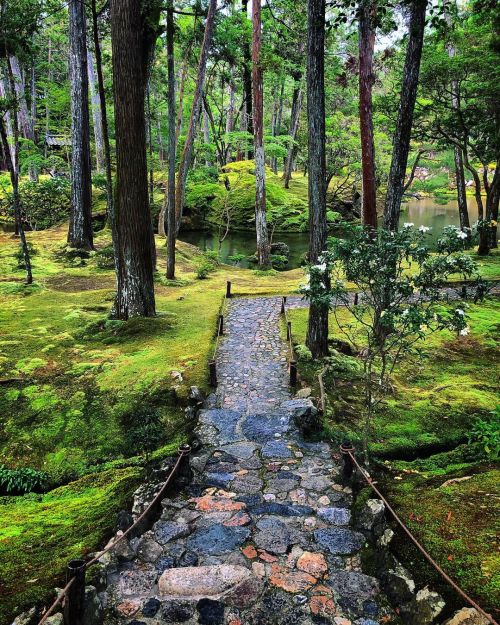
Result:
[102, 297, 391, 625]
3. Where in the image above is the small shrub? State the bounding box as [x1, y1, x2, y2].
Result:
[95, 245, 115, 269]
[469, 407, 500, 459]
[227, 253, 247, 265]
[0, 465, 48, 495]
[193, 253, 217, 279]
[271, 254, 289, 270]
[122, 406, 165, 463]
[295, 344, 313, 362]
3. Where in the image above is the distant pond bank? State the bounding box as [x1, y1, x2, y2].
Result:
[180, 197, 480, 269]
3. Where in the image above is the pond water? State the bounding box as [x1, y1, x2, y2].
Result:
[180, 197, 479, 269]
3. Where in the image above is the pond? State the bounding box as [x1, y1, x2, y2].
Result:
[180, 197, 479, 269]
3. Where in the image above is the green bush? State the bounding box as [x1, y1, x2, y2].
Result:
[193, 253, 217, 279]
[0, 465, 48, 495]
[0, 177, 71, 230]
[95, 245, 115, 269]
[469, 407, 500, 459]
[122, 406, 165, 462]
[271, 254, 289, 270]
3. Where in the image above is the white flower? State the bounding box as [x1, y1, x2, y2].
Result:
[456, 309, 465, 316]
[403, 222, 414, 228]
[460, 326, 470, 336]
[402, 309, 409, 316]
[301, 284, 310, 292]
[312, 263, 327, 272]
[419, 225, 431, 233]
[370, 279, 375, 284]
[457, 231, 468, 240]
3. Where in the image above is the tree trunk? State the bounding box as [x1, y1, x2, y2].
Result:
[174, 0, 217, 235]
[110, 0, 160, 318]
[242, 0, 253, 159]
[225, 66, 236, 163]
[87, 50, 105, 173]
[306, 0, 329, 359]
[91, 0, 114, 229]
[68, 0, 93, 250]
[44, 37, 52, 158]
[283, 77, 303, 189]
[383, 0, 427, 231]
[166, 0, 177, 278]
[203, 102, 212, 167]
[175, 54, 190, 144]
[0, 82, 32, 284]
[252, 0, 271, 268]
[358, 0, 377, 229]
[0, 78, 14, 166]
[478, 163, 500, 255]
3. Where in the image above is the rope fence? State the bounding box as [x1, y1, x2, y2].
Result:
[37, 443, 192, 625]
[339, 442, 499, 625]
[281, 296, 297, 386]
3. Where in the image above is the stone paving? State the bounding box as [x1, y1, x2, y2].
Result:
[101, 297, 393, 625]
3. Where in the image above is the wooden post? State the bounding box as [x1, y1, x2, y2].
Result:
[64, 559, 86, 625]
[226, 280, 232, 298]
[287, 320, 292, 341]
[280, 297, 285, 314]
[354, 292, 359, 305]
[289, 359, 297, 386]
[209, 360, 217, 386]
[218, 314, 224, 335]
[340, 441, 354, 482]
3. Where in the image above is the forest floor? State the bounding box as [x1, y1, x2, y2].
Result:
[0, 225, 498, 623]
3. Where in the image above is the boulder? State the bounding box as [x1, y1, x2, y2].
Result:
[295, 387, 312, 399]
[380, 562, 416, 604]
[442, 608, 491, 625]
[44, 616, 63, 625]
[401, 589, 445, 625]
[11, 609, 37, 625]
[355, 498, 385, 535]
[281, 398, 319, 435]
[158, 565, 253, 599]
[189, 386, 204, 404]
[270, 242, 290, 258]
[83, 585, 104, 625]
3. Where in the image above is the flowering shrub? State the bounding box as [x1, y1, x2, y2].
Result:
[301, 223, 486, 460]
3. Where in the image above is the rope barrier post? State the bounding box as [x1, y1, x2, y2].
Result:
[289, 360, 297, 386]
[218, 314, 224, 336]
[209, 360, 217, 387]
[64, 559, 86, 625]
[340, 441, 355, 483]
[287, 320, 292, 341]
[280, 297, 285, 314]
[176, 443, 192, 484]
[226, 280, 232, 298]
[354, 292, 359, 305]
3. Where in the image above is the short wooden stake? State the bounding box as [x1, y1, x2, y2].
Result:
[226, 281, 232, 298]
[289, 360, 297, 386]
[218, 314, 224, 336]
[280, 297, 285, 314]
[64, 559, 86, 625]
[354, 292, 359, 305]
[287, 321, 292, 341]
[209, 360, 217, 387]
[340, 441, 355, 482]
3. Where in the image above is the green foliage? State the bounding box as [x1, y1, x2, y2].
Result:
[95, 245, 115, 269]
[0, 177, 71, 230]
[122, 406, 165, 461]
[0, 465, 48, 495]
[193, 252, 218, 279]
[469, 407, 500, 459]
[294, 344, 312, 362]
[14, 242, 37, 268]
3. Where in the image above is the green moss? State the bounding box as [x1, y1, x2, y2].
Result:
[0, 466, 144, 624]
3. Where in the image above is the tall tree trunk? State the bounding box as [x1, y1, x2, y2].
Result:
[0, 78, 14, 166]
[225, 66, 236, 163]
[147, 87, 154, 209]
[1, 71, 32, 284]
[9, 55, 38, 181]
[91, 0, 114, 229]
[174, 0, 217, 234]
[383, 0, 427, 230]
[68, 0, 93, 250]
[270, 78, 284, 174]
[44, 37, 52, 158]
[166, 0, 177, 279]
[252, 0, 270, 268]
[478, 163, 500, 255]
[175, 54, 190, 144]
[110, 0, 160, 318]
[358, 0, 377, 228]
[87, 50, 105, 173]
[283, 76, 303, 188]
[306, 0, 329, 359]
[242, 0, 253, 159]
[203, 102, 212, 167]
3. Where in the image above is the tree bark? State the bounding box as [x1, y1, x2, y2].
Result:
[87, 50, 105, 173]
[252, 0, 271, 268]
[91, 0, 114, 229]
[478, 163, 499, 255]
[110, 0, 160, 318]
[203, 102, 212, 167]
[358, 0, 377, 229]
[1, 71, 32, 284]
[224, 66, 236, 163]
[283, 76, 303, 189]
[306, 0, 329, 359]
[242, 0, 254, 159]
[383, 0, 427, 231]
[0, 78, 14, 166]
[68, 0, 94, 250]
[175, 54, 189, 144]
[174, 0, 217, 235]
[166, 0, 177, 279]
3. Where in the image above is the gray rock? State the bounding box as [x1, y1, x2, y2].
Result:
[380, 562, 415, 604]
[11, 609, 37, 625]
[281, 398, 319, 434]
[442, 608, 491, 625]
[314, 527, 366, 554]
[329, 571, 379, 600]
[249, 503, 313, 517]
[161, 600, 196, 622]
[116, 509, 133, 532]
[45, 616, 63, 625]
[112, 533, 136, 562]
[355, 498, 385, 534]
[401, 589, 446, 625]
[261, 440, 292, 458]
[231, 473, 263, 494]
[118, 567, 158, 597]
[198, 409, 242, 444]
[218, 441, 258, 460]
[189, 386, 204, 403]
[187, 524, 250, 555]
[241, 413, 292, 443]
[136, 537, 163, 563]
[83, 585, 103, 625]
[295, 387, 312, 399]
[153, 520, 191, 545]
[254, 517, 293, 554]
[317, 507, 351, 525]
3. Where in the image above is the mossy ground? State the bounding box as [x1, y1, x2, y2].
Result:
[288, 294, 499, 614]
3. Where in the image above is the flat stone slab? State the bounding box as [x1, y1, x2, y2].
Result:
[198, 409, 243, 444]
[241, 413, 292, 443]
[314, 527, 366, 555]
[254, 517, 294, 554]
[329, 571, 379, 599]
[261, 440, 293, 458]
[158, 564, 253, 599]
[187, 523, 251, 555]
[218, 441, 258, 459]
[249, 503, 313, 517]
[153, 521, 191, 545]
[317, 507, 351, 526]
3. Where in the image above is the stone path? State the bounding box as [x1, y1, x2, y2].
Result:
[101, 297, 393, 625]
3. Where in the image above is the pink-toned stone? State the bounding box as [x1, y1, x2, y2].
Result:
[242, 545, 258, 559]
[191, 495, 245, 512]
[297, 551, 328, 577]
[116, 601, 140, 617]
[224, 511, 251, 527]
[310, 595, 336, 616]
[269, 565, 316, 593]
[258, 549, 278, 563]
[158, 565, 252, 599]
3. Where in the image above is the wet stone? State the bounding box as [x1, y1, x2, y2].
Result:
[153, 520, 191, 545]
[314, 527, 366, 555]
[219, 441, 258, 460]
[317, 507, 351, 526]
[141, 598, 160, 617]
[249, 503, 313, 517]
[242, 414, 291, 443]
[254, 517, 293, 554]
[187, 524, 251, 555]
[262, 440, 293, 458]
[205, 472, 235, 489]
[199, 409, 242, 444]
